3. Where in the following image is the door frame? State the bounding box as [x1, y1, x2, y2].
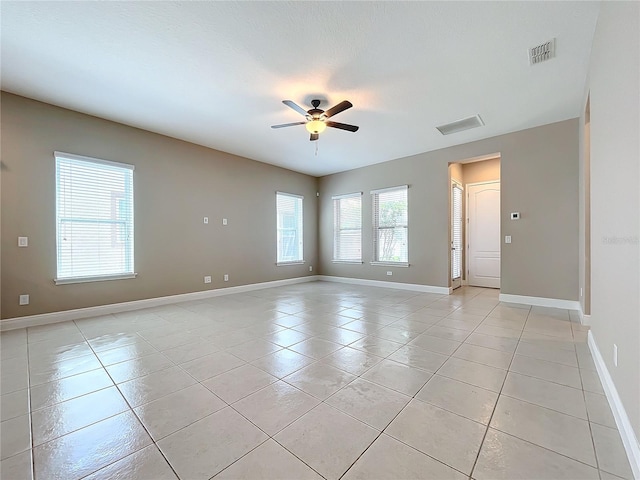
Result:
[466, 180, 501, 288]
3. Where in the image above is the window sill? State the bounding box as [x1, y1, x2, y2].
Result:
[332, 260, 364, 264]
[54, 273, 138, 285]
[276, 261, 305, 266]
[369, 262, 410, 267]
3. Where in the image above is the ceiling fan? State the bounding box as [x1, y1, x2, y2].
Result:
[271, 99, 359, 141]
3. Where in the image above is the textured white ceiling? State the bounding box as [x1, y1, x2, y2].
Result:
[1, 1, 600, 176]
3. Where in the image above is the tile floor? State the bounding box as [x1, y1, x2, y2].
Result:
[0, 283, 634, 480]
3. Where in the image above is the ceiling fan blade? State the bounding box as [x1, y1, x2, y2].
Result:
[324, 100, 353, 118]
[326, 121, 359, 132]
[310, 133, 319, 141]
[271, 122, 306, 129]
[282, 100, 309, 117]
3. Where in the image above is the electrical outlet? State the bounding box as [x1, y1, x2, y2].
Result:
[386, 271, 392, 276]
[613, 344, 618, 367]
[19, 294, 29, 305]
[224, 274, 229, 282]
[203, 217, 209, 224]
[309, 266, 313, 272]
[18, 237, 28, 247]
[204, 276, 211, 284]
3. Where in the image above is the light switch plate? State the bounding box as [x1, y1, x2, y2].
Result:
[18, 237, 28, 247]
[505, 235, 512, 244]
[203, 217, 209, 224]
[19, 294, 29, 305]
[223, 274, 229, 282]
[222, 218, 228, 226]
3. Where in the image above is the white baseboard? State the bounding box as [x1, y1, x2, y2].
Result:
[317, 275, 451, 295]
[588, 330, 640, 479]
[498, 293, 580, 311]
[578, 306, 591, 326]
[0, 276, 318, 331]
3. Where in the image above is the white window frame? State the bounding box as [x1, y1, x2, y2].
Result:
[332, 192, 363, 264]
[276, 191, 304, 265]
[54, 151, 136, 285]
[451, 181, 464, 281]
[371, 185, 409, 267]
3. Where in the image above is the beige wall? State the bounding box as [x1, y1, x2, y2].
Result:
[462, 158, 500, 185]
[449, 163, 463, 184]
[580, 1, 640, 438]
[319, 119, 578, 301]
[1, 93, 318, 319]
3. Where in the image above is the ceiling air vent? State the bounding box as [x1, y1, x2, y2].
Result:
[529, 38, 556, 65]
[436, 114, 484, 136]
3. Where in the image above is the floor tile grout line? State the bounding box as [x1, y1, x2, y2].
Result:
[25, 330, 36, 480]
[572, 318, 604, 479]
[6, 286, 604, 480]
[338, 288, 500, 478]
[468, 300, 530, 479]
[486, 425, 606, 472]
[72, 317, 184, 480]
[340, 289, 501, 479]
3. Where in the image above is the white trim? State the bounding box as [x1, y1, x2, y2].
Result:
[54, 151, 134, 170]
[466, 180, 500, 188]
[454, 152, 501, 165]
[332, 261, 364, 265]
[369, 262, 409, 267]
[588, 331, 640, 480]
[331, 192, 362, 200]
[578, 305, 591, 326]
[54, 273, 138, 285]
[370, 185, 408, 195]
[0, 276, 318, 332]
[276, 191, 303, 199]
[318, 275, 450, 295]
[276, 261, 305, 266]
[498, 293, 580, 310]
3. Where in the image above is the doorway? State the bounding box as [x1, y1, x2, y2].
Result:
[449, 155, 501, 290]
[467, 181, 501, 288]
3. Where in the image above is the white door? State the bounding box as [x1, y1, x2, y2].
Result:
[451, 183, 463, 289]
[467, 182, 500, 288]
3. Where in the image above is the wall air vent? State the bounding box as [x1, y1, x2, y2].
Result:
[436, 114, 484, 136]
[529, 38, 556, 65]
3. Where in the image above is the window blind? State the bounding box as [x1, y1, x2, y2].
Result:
[452, 183, 463, 280]
[332, 193, 362, 262]
[372, 185, 408, 264]
[276, 192, 303, 264]
[55, 152, 134, 283]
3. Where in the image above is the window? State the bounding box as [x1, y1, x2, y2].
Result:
[276, 192, 303, 264]
[451, 183, 463, 280]
[55, 152, 135, 284]
[332, 192, 362, 262]
[372, 185, 408, 265]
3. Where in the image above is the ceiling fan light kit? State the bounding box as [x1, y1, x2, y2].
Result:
[306, 120, 326, 134]
[272, 98, 359, 141]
